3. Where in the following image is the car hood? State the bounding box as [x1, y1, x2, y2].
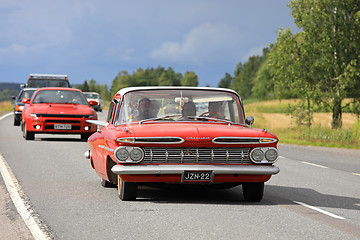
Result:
[118, 122, 278, 147]
[30, 103, 94, 114]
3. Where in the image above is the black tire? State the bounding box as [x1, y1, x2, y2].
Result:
[117, 176, 137, 201]
[100, 178, 115, 188]
[81, 133, 92, 140]
[23, 123, 35, 140]
[14, 117, 20, 126]
[242, 182, 264, 202]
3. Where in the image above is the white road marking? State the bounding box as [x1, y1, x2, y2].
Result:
[294, 201, 345, 220]
[0, 112, 13, 120]
[302, 161, 328, 169]
[279, 156, 286, 159]
[0, 153, 49, 240]
[353, 173, 360, 176]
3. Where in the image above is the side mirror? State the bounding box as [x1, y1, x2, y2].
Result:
[89, 100, 98, 106]
[22, 98, 31, 104]
[12, 96, 16, 100]
[245, 116, 254, 127]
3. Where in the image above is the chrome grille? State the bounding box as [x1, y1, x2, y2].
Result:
[143, 147, 251, 164]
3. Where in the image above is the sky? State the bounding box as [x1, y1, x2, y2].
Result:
[0, 0, 298, 88]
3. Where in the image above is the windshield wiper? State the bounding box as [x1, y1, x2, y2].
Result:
[139, 114, 182, 126]
[187, 116, 234, 125]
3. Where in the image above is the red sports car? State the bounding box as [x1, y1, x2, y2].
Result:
[86, 87, 279, 202]
[21, 87, 98, 140]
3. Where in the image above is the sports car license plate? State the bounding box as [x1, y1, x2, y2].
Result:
[54, 124, 72, 130]
[183, 171, 212, 182]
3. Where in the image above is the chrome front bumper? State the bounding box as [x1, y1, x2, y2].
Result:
[111, 164, 280, 175]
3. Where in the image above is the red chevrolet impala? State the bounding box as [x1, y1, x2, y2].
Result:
[22, 87, 98, 140]
[86, 87, 279, 201]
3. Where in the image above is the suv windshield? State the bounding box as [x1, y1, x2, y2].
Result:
[27, 79, 70, 88]
[116, 89, 244, 125]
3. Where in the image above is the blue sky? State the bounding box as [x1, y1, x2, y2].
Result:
[0, 0, 297, 88]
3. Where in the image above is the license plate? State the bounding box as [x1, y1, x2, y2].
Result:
[54, 124, 72, 130]
[183, 171, 212, 182]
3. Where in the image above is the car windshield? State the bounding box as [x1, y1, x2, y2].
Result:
[84, 93, 99, 99]
[32, 90, 88, 105]
[19, 89, 36, 100]
[116, 89, 245, 125]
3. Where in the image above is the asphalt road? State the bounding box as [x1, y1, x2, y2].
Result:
[0, 111, 359, 240]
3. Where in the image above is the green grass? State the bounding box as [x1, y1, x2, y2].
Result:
[276, 122, 360, 149]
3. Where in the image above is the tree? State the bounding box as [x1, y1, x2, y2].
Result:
[285, 0, 360, 128]
[181, 71, 198, 86]
[230, 56, 262, 99]
[218, 73, 233, 88]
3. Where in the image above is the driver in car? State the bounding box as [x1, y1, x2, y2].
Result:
[137, 98, 154, 120]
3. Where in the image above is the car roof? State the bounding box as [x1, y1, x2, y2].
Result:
[115, 86, 239, 97]
[21, 88, 38, 91]
[36, 87, 81, 92]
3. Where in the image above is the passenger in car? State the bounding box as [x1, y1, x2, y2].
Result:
[181, 101, 196, 120]
[208, 101, 225, 119]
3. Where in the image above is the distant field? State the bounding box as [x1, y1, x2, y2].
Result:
[0, 101, 13, 113]
[244, 99, 360, 149]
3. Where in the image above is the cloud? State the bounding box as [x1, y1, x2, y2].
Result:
[150, 23, 243, 64]
[0, 1, 96, 58]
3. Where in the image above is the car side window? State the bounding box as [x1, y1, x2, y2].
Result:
[106, 101, 115, 123]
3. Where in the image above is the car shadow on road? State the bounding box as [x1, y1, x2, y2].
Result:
[133, 184, 360, 210]
[265, 185, 360, 211]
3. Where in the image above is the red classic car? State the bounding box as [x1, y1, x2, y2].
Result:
[86, 87, 279, 202]
[21, 87, 98, 140]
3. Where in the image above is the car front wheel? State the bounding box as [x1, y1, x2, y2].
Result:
[23, 123, 35, 140]
[117, 176, 137, 201]
[14, 116, 20, 126]
[100, 178, 115, 188]
[242, 182, 264, 202]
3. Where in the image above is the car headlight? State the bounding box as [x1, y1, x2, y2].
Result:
[115, 148, 129, 161]
[130, 148, 144, 161]
[250, 147, 278, 164]
[250, 148, 265, 163]
[89, 114, 95, 119]
[265, 148, 278, 162]
[30, 113, 37, 118]
[114, 147, 144, 163]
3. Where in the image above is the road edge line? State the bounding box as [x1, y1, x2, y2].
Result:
[294, 201, 345, 220]
[0, 152, 49, 240]
[0, 112, 13, 121]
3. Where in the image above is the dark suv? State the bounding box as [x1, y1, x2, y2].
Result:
[24, 74, 70, 88]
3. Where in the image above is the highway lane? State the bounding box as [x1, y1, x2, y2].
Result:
[0, 112, 359, 240]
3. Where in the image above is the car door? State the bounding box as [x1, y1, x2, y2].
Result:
[92, 99, 118, 177]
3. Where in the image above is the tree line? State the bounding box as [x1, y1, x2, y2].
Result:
[76, 0, 360, 129]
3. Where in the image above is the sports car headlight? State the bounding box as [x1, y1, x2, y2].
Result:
[88, 114, 95, 119]
[30, 113, 37, 118]
[250, 148, 265, 163]
[114, 147, 144, 163]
